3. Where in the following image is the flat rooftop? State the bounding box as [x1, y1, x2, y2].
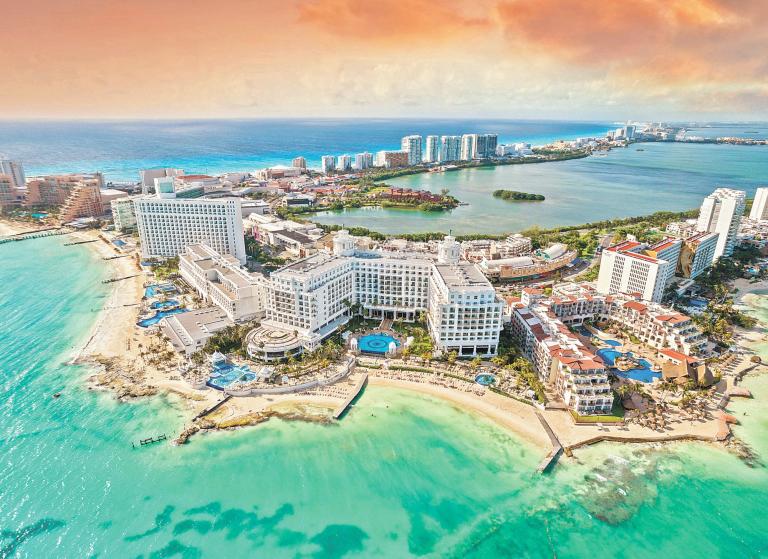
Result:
[434, 262, 492, 290]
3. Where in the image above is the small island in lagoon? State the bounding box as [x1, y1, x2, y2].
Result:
[493, 189, 546, 202]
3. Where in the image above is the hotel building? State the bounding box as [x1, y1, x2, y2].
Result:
[677, 232, 718, 279]
[179, 243, 267, 322]
[424, 136, 440, 163]
[439, 136, 461, 162]
[246, 231, 503, 360]
[696, 187, 746, 259]
[291, 157, 307, 170]
[400, 135, 422, 166]
[25, 173, 104, 208]
[59, 181, 104, 223]
[510, 301, 613, 415]
[0, 160, 26, 189]
[111, 197, 137, 232]
[134, 180, 246, 264]
[596, 238, 681, 302]
[749, 187, 768, 221]
[0, 175, 24, 211]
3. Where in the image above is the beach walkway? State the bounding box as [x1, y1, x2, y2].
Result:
[333, 373, 368, 419]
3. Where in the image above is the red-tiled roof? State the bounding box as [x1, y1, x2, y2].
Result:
[624, 300, 647, 312]
[659, 348, 700, 364]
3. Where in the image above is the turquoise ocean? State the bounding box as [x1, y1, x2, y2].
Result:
[1, 119, 768, 556]
[1, 235, 767, 558]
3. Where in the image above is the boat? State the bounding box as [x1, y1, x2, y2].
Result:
[52, 392, 61, 398]
[636, 148, 645, 151]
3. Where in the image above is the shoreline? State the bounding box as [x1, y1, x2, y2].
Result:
[7, 216, 765, 465]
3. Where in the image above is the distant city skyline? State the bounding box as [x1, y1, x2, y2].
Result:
[1, 0, 767, 120]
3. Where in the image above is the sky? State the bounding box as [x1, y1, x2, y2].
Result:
[2, 0, 767, 120]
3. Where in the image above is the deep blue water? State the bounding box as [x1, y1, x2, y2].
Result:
[0, 119, 612, 181]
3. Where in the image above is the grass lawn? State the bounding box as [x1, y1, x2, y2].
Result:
[569, 399, 625, 423]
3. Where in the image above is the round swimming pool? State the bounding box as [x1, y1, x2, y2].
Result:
[596, 348, 661, 383]
[358, 333, 400, 354]
[475, 373, 496, 386]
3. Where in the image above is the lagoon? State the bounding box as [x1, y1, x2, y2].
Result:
[311, 142, 768, 235]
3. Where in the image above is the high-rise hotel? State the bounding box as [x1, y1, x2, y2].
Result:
[696, 187, 746, 259]
[134, 177, 246, 263]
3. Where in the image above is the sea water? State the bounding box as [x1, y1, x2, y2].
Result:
[1, 238, 768, 557]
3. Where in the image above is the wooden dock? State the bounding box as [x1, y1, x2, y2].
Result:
[333, 373, 368, 420]
[102, 274, 140, 284]
[535, 412, 563, 474]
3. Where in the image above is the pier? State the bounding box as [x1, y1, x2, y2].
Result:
[0, 228, 70, 245]
[132, 434, 167, 448]
[535, 412, 563, 474]
[333, 373, 368, 420]
[102, 274, 140, 284]
[194, 395, 232, 421]
[64, 239, 97, 246]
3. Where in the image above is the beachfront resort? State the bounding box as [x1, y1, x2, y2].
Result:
[1, 141, 767, 457]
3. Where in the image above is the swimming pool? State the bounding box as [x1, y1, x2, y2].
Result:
[475, 373, 496, 386]
[145, 283, 178, 298]
[137, 308, 186, 328]
[112, 239, 127, 247]
[150, 299, 180, 310]
[358, 333, 400, 354]
[596, 348, 660, 383]
[208, 364, 258, 390]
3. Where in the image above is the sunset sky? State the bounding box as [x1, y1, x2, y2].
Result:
[2, 0, 766, 120]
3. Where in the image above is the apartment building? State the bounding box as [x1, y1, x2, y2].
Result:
[400, 135, 422, 166]
[439, 136, 461, 162]
[179, 244, 266, 322]
[424, 136, 440, 163]
[0, 160, 25, 189]
[134, 187, 246, 263]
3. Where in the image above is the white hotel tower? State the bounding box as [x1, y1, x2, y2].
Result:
[134, 177, 246, 263]
[696, 187, 746, 259]
[253, 230, 504, 359]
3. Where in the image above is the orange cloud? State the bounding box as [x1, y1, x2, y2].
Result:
[298, 0, 492, 43]
[495, 0, 767, 85]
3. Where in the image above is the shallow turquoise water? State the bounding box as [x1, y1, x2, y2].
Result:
[311, 142, 768, 234]
[1, 237, 767, 557]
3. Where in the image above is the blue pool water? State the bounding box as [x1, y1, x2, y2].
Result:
[208, 364, 258, 390]
[596, 349, 661, 383]
[31, 212, 48, 219]
[112, 239, 126, 247]
[475, 373, 496, 386]
[136, 308, 186, 328]
[359, 333, 400, 354]
[144, 283, 178, 298]
[150, 299, 180, 310]
[604, 339, 622, 347]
